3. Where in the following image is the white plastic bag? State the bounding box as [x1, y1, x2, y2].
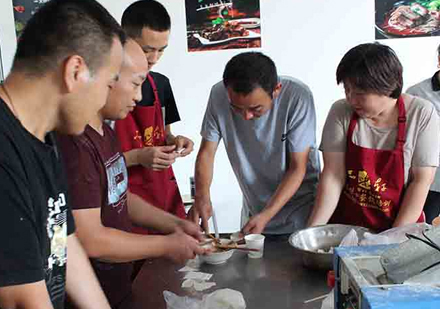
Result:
[359, 223, 431, 246]
[320, 289, 334, 309]
[164, 291, 202, 309]
[164, 289, 246, 309]
[339, 229, 359, 247]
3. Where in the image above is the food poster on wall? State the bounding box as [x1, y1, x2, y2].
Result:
[185, 0, 261, 52]
[12, 0, 51, 39]
[376, 0, 440, 39]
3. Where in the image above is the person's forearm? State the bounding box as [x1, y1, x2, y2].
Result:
[0, 281, 53, 309]
[165, 125, 175, 146]
[194, 150, 215, 199]
[307, 170, 345, 227]
[166, 133, 176, 146]
[123, 149, 139, 167]
[65, 235, 111, 309]
[393, 180, 431, 227]
[261, 166, 307, 220]
[127, 192, 181, 234]
[77, 223, 171, 263]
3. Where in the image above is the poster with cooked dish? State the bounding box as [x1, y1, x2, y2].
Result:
[12, 0, 50, 39]
[376, 0, 440, 39]
[185, 0, 261, 52]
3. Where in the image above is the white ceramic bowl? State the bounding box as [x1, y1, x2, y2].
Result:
[199, 239, 234, 265]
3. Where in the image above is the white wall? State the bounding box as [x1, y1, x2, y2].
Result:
[0, 0, 16, 78]
[0, 0, 438, 232]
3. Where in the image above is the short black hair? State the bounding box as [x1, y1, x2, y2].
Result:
[12, 0, 126, 77]
[336, 43, 403, 99]
[122, 0, 171, 38]
[223, 52, 278, 97]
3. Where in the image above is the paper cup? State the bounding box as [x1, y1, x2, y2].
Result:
[244, 234, 265, 258]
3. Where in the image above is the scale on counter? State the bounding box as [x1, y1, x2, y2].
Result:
[334, 227, 440, 309]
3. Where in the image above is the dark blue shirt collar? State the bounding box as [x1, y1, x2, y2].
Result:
[431, 70, 440, 92]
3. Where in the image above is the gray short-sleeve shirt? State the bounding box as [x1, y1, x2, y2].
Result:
[320, 95, 440, 186]
[201, 76, 320, 234]
[407, 74, 440, 192]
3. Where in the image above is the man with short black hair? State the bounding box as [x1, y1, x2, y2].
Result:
[0, 0, 125, 308]
[406, 43, 440, 224]
[58, 40, 205, 308]
[114, 0, 194, 232]
[189, 52, 320, 236]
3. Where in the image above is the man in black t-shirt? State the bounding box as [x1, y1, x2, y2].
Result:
[114, 1, 194, 226]
[0, 1, 125, 308]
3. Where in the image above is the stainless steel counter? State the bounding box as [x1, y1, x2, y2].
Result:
[120, 235, 330, 309]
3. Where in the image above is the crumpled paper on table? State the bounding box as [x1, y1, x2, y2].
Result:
[182, 279, 216, 292]
[184, 272, 213, 281]
[164, 289, 246, 309]
[179, 260, 215, 292]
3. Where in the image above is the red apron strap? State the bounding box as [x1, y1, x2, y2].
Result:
[147, 74, 160, 106]
[147, 74, 165, 129]
[396, 96, 406, 151]
[346, 112, 359, 148]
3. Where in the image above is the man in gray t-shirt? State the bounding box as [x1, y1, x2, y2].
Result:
[188, 52, 320, 235]
[406, 43, 440, 223]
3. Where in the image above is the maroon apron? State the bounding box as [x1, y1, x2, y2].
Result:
[114, 74, 185, 234]
[330, 96, 424, 232]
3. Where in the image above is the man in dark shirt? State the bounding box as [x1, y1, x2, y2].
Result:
[114, 0, 193, 229]
[0, 0, 125, 308]
[58, 39, 204, 308]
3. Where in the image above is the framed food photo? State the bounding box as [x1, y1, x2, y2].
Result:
[12, 0, 51, 39]
[376, 0, 440, 39]
[185, 0, 262, 52]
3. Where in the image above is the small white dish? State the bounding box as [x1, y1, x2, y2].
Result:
[232, 18, 261, 29]
[199, 239, 234, 265]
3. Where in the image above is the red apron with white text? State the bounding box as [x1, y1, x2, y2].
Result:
[114, 74, 185, 234]
[329, 96, 424, 232]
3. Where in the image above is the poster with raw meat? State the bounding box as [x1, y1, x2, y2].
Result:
[186, 0, 261, 52]
[376, 0, 440, 39]
[12, 0, 51, 39]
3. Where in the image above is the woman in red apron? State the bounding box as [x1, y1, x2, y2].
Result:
[329, 96, 424, 232]
[114, 74, 186, 234]
[308, 43, 436, 232]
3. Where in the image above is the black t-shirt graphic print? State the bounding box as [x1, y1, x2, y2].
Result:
[0, 98, 74, 309]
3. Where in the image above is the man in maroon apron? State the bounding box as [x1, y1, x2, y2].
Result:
[308, 43, 438, 232]
[114, 1, 193, 234]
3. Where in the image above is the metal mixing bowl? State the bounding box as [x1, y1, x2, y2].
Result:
[289, 224, 370, 270]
